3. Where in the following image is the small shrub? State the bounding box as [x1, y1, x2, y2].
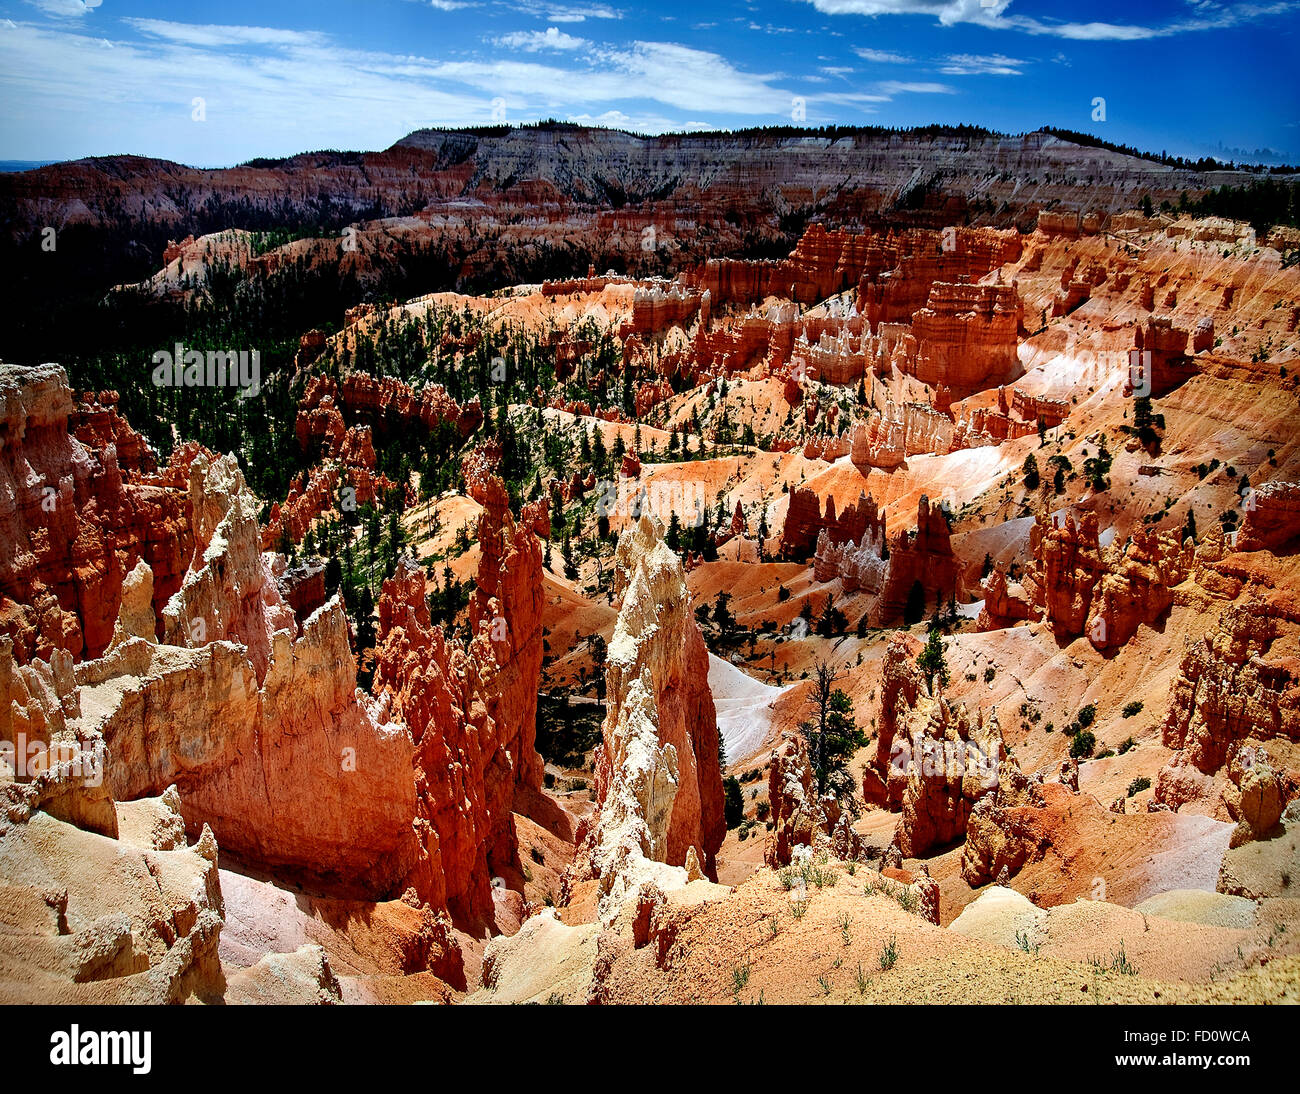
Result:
[1070, 729, 1097, 760]
[1127, 776, 1151, 798]
[1121, 701, 1144, 718]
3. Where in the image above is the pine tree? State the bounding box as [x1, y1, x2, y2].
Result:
[666, 511, 682, 551]
[723, 777, 744, 828]
[1023, 452, 1040, 491]
[799, 663, 866, 800]
[916, 626, 949, 691]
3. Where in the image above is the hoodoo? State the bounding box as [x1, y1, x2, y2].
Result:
[569, 515, 724, 920]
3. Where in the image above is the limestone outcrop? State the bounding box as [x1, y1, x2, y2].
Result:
[372, 560, 515, 923]
[975, 568, 1035, 630]
[462, 447, 547, 807]
[780, 488, 882, 562]
[1238, 481, 1300, 554]
[298, 373, 483, 451]
[0, 364, 192, 664]
[1223, 745, 1288, 846]
[31, 447, 431, 902]
[961, 769, 1055, 887]
[1162, 599, 1300, 774]
[764, 730, 862, 867]
[876, 496, 958, 623]
[865, 635, 1008, 857]
[808, 494, 956, 625]
[1026, 513, 1190, 650]
[570, 515, 724, 920]
[909, 281, 1022, 393]
[0, 802, 227, 1004]
[160, 451, 298, 681]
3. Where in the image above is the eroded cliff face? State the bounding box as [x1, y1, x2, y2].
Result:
[371, 560, 510, 924]
[368, 454, 547, 924]
[807, 494, 958, 624]
[570, 515, 724, 921]
[1024, 512, 1192, 650]
[863, 636, 1009, 857]
[462, 447, 547, 807]
[1238, 481, 1300, 553]
[0, 365, 556, 939]
[82, 452, 427, 901]
[0, 791, 229, 1004]
[764, 730, 861, 868]
[0, 364, 192, 664]
[1162, 598, 1300, 775]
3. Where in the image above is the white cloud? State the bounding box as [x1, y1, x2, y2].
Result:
[875, 79, 954, 94]
[800, 0, 1299, 41]
[0, 13, 991, 163]
[494, 26, 589, 50]
[598, 41, 790, 114]
[566, 109, 710, 133]
[428, 1, 472, 9]
[27, 0, 101, 16]
[518, 2, 621, 22]
[939, 52, 1025, 75]
[853, 47, 911, 63]
[125, 19, 329, 49]
[807, 0, 1009, 22]
[0, 19, 821, 160]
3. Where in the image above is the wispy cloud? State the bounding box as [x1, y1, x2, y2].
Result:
[853, 46, 911, 63]
[566, 108, 712, 132]
[801, 0, 1299, 41]
[6, 17, 873, 160]
[125, 19, 329, 48]
[516, 2, 621, 22]
[875, 79, 954, 95]
[27, 0, 101, 16]
[598, 41, 789, 114]
[939, 52, 1025, 75]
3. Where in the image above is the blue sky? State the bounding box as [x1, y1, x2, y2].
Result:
[1, 0, 1296, 166]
